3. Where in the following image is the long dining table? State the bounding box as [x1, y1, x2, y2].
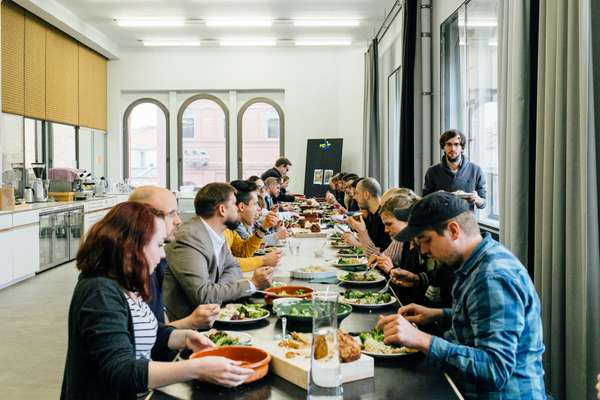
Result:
[151, 234, 461, 400]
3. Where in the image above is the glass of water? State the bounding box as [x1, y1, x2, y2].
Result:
[308, 291, 343, 399]
[288, 238, 300, 255]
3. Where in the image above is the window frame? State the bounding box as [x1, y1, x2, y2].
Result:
[236, 97, 285, 179]
[122, 98, 171, 188]
[177, 94, 230, 187]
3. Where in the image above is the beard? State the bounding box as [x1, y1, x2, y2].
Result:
[224, 217, 241, 230]
[446, 153, 461, 163]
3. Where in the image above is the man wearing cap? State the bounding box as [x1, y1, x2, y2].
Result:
[377, 192, 546, 399]
[423, 129, 486, 210]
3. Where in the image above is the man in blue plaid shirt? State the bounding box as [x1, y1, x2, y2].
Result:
[377, 192, 546, 399]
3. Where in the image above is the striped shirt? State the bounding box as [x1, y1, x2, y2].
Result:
[427, 235, 546, 399]
[125, 294, 158, 360]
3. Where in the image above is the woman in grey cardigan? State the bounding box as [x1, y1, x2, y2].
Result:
[61, 202, 253, 400]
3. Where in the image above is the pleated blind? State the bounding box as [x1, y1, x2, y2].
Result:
[45, 27, 78, 125]
[24, 13, 46, 120]
[78, 45, 107, 131]
[1, 2, 25, 115]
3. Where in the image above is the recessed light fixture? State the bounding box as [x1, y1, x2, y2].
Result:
[219, 39, 277, 46]
[293, 19, 360, 27]
[116, 18, 185, 27]
[206, 19, 273, 27]
[295, 39, 352, 46]
[143, 40, 201, 47]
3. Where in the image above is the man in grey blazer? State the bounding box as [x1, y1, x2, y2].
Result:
[164, 182, 274, 321]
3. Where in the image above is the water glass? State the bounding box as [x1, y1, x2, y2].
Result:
[308, 291, 343, 399]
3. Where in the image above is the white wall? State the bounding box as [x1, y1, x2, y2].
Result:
[107, 47, 366, 193]
[431, 0, 463, 147]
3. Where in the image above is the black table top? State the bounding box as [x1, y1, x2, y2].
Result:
[151, 277, 460, 400]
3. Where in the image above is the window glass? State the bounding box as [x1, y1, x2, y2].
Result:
[126, 102, 168, 186]
[180, 98, 227, 188]
[240, 102, 282, 179]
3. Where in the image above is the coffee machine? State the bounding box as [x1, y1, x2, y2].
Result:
[31, 163, 47, 202]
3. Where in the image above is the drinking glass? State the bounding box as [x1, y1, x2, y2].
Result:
[308, 291, 343, 399]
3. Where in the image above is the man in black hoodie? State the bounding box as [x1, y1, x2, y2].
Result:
[423, 129, 487, 210]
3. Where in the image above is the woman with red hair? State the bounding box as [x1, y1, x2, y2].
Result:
[61, 202, 253, 400]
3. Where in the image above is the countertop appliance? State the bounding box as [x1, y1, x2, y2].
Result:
[39, 206, 83, 272]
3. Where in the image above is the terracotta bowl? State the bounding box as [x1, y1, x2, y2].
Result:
[263, 285, 314, 305]
[190, 346, 271, 384]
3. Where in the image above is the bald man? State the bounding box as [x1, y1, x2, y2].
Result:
[129, 186, 220, 329]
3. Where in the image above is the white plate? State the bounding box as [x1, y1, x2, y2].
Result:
[215, 310, 271, 324]
[199, 330, 253, 346]
[361, 349, 420, 358]
[337, 271, 385, 285]
[291, 266, 338, 280]
[339, 296, 396, 309]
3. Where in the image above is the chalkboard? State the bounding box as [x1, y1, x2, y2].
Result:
[303, 138, 343, 197]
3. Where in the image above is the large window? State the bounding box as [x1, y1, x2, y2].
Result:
[178, 96, 228, 189]
[441, 0, 499, 225]
[238, 99, 284, 179]
[50, 122, 77, 169]
[124, 100, 169, 187]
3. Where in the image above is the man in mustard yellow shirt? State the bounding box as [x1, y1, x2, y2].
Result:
[224, 180, 283, 271]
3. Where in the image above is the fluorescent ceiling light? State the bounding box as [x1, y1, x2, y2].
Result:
[143, 40, 200, 47]
[293, 19, 360, 27]
[295, 39, 352, 46]
[219, 39, 276, 46]
[206, 19, 272, 27]
[117, 18, 184, 27]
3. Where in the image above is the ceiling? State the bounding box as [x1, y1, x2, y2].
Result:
[51, 0, 396, 48]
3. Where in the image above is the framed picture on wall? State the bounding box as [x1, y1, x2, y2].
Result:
[313, 169, 323, 185]
[323, 169, 334, 184]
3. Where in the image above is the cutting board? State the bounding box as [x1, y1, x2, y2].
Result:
[254, 336, 374, 390]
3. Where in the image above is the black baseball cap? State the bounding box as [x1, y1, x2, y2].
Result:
[394, 192, 469, 242]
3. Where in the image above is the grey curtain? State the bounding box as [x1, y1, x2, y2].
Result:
[534, 0, 600, 398]
[498, 0, 531, 266]
[363, 39, 380, 179]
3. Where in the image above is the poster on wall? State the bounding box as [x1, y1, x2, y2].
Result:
[313, 169, 323, 185]
[323, 169, 334, 184]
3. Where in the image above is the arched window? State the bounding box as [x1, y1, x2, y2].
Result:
[178, 95, 229, 188]
[237, 98, 285, 179]
[123, 99, 169, 187]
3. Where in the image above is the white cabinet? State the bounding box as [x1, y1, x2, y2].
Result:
[12, 224, 39, 280]
[0, 230, 14, 287]
[84, 209, 108, 235]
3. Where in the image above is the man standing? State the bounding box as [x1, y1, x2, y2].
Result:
[423, 129, 486, 210]
[164, 183, 274, 321]
[261, 157, 293, 202]
[377, 192, 546, 399]
[128, 186, 220, 329]
[346, 177, 391, 251]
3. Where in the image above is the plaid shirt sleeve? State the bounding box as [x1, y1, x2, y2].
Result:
[427, 273, 525, 391]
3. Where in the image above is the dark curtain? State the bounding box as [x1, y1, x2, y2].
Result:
[398, 0, 418, 188]
[365, 39, 381, 179]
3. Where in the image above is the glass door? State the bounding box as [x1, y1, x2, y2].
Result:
[52, 212, 70, 264]
[39, 214, 53, 269]
[68, 208, 83, 258]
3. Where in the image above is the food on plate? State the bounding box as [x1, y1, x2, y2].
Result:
[202, 329, 246, 346]
[337, 247, 365, 257]
[336, 257, 366, 265]
[338, 331, 362, 362]
[218, 303, 268, 321]
[276, 288, 307, 296]
[278, 331, 361, 363]
[295, 265, 333, 273]
[340, 271, 381, 282]
[359, 328, 418, 355]
[313, 335, 329, 360]
[309, 223, 321, 233]
[342, 290, 392, 305]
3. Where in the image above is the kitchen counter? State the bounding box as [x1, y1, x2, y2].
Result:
[0, 194, 128, 215]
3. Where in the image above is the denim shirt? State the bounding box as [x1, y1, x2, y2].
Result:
[427, 235, 546, 399]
